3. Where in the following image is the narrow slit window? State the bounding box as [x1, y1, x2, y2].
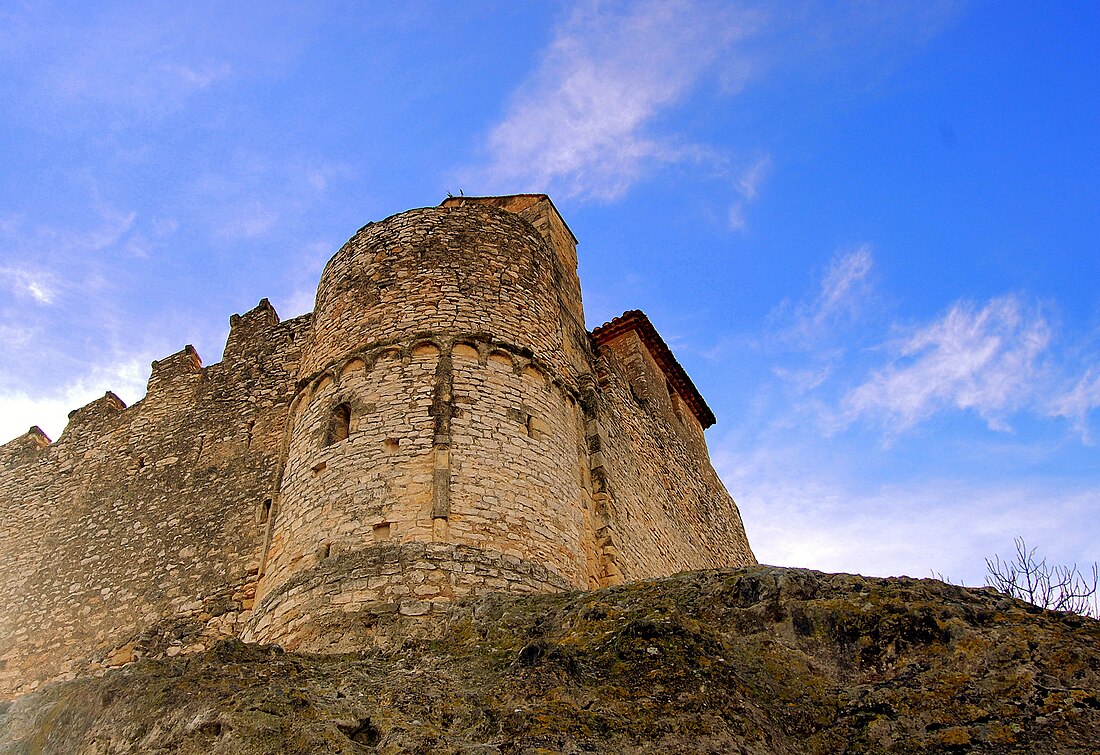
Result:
[327, 402, 352, 445]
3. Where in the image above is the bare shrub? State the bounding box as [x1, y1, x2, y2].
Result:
[985, 537, 1098, 618]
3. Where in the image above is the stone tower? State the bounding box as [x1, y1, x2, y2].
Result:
[0, 194, 754, 695]
[246, 196, 597, 647]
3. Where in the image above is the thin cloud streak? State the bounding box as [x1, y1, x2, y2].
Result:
[0, 357, 151, 443]
[842, 296, 1052, 434]
[1050, 369, 1100, 444]
[788, 244, 875, 341]
[728, 154, 771, 231]
[752, 245, 875, 387]
[817, 245, 873, 320]
[736, 154, 771, 200]
[0, 267, 56, 304]
[468, 0, 761, 201]
[0, 206, 139, 306]
[0, 203, 169, 402]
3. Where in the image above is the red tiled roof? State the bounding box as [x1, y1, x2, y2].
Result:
[591, 310, 716, 428]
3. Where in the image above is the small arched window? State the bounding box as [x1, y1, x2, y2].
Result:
[327, 402, 352, 445]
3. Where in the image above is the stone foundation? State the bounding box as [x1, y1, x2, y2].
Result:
[244, 542, 573, 652]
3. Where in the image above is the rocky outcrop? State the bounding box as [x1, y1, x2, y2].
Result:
[1, 566, 1097, 754]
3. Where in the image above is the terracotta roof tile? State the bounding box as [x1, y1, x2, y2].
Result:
[592, 310, 716, 429]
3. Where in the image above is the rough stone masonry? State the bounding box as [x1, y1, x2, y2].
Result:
[0, 194, 755, 699]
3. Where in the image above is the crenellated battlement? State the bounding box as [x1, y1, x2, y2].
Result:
[4, 302, 312, 464]
[0, 195, 754, 700]
[0, 426, 51, 470]
[149, 345, 203, 383]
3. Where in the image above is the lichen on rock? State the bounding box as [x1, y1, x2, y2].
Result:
[1, 566, 1097, 754]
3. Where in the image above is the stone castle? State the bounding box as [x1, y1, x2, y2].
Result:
[0, 195, 754, 699]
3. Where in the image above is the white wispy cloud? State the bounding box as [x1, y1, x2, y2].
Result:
[712, 438, 1098, 585]
[0, 203, 138, 324]
[736, 154, 770, 200]
[728, 154, 772, 231]
[464, 1, 961, 211]
[466, 0, 761, 201]
[700, 244, 875, 378]
[1049, 369, 1100, 443]
[842, 296, 1052, 434]
[749, 245, 876, 396]
[734, 249, 1099, 444]
[786, 244, 875, 340]
[0, 201, 162, 414]
[771, 363, 834, 393]
[817, 245, 873, 318]
[0, 267, 57, 304]
[0, 357, 151, 443]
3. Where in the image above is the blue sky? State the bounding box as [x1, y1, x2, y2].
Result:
[1, 0, 1097, 586]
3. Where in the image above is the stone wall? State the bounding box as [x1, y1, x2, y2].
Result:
[0, 195, 755, 699]
[255, 342, 440, 606]
[243, 542, 573, 652]
[0, 301, 306, 698]
[447, 342, 592, 588]
[249, 199, 602, 645]
[588, 338, 756, 581]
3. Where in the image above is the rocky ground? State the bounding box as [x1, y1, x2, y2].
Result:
[1, 566, 1098, 754]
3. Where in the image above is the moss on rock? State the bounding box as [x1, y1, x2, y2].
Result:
[1, 566, 1097, 753]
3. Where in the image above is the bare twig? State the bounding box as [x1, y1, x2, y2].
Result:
[986, 537, 1099, 618]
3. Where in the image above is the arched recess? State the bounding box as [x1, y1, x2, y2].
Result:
[326, 402, 352, 445]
